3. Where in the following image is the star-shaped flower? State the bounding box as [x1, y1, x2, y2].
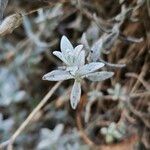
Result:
[43, 36, 114, 109]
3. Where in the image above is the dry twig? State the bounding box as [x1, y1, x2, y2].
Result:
[0, 81, 62, 150]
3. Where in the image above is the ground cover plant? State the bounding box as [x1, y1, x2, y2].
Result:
[0, 0, 149, 150]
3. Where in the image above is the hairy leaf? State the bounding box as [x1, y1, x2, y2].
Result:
[60, 35, 74, 56]
[70, 80, 81, 109]
[42, 70, 73, 81]
[77, 62, 104, 76]
[86, 71, 114, 81]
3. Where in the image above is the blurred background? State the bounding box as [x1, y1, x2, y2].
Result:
[0, 0, 149, 150]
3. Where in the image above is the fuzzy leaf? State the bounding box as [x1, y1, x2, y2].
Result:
[102, 32, 119, 51]
[88, 38, 103, 62]
[66, 66, 78, 76]
[73, 45, 83, 64]
[77, 62, 104, 76]
[42, 70, 73, 81]
[100, 59, 126, 68]
[73, 44, 83, 56]
[75, 50, 85, 67]
[70, 80, 81, 109]
[86, 71, 114, 81]
[60, 36, 73, 55]
[53, 51, 68, 64]
[80, 33, 90, 50]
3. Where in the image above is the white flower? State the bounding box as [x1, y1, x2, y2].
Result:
[43, 36, 114, 109]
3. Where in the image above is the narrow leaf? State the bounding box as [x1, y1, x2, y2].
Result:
[75, 50, 85, 67]
[73, 44, 83, 56]
[77, 62, 104, 76]
[86, 71, 114, 81]
[60, 35, 73, 54]
[102, 32, 119, 51]
[70, 80, 81, 109]
[88, 38, 103, 62]
[53, 51, 68, 64]
[42, 70, 73, 81]
[80, 33, 90, 50]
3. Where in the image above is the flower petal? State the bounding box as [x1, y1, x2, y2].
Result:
[53, 51, 68, 65]
[70, 80, 81, 109]
[86, 71, 114, 81]
[42, 70, 73, 81]
[77, 62, 104, 76]
[60, 36, 74, 54]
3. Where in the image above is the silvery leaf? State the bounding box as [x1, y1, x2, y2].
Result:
[23, 16, 48, 48]
[53, 51, 68, 65]
[0, 113, 14, 131]
[101, 127, 108, 135]
[70, 80, 81, 109]
[87, 90, 103, 101]
[65, 52, 75, 65]
[125, 36, 143, 43]
[80, 33, 90, 50]
[107, 88, 114, 95]
[73, 44, 83, 56]
[75, 50, 85, 67]
[52, 124, 64, 140]
[86, 22, 100, 41]
[86, 71, 114, 81]
[77, 62, 104, 76]
[42, 70, 73, 81]
[66, 66, 78, 76]
[88, 38, 103, 62]
[100, 59, 126, 68]
[34, 9, 45, 23]
[14, 90, 26, 102]
[50, 3, 63, 18]
[37, 126, 63, 149]
[61, 35, 74, 55]
[114, 131, 123, 139]
[102, 32, 119, 52]
[59, 46, 85, 67]
[115, 5, 131, 22]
